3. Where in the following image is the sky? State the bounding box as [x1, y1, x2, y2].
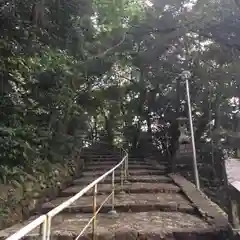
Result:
[145, 0, 198, 9]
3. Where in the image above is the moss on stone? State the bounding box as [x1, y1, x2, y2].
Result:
[0, 158, 84, 230]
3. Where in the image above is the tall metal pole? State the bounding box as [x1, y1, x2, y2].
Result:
[185, 77, 200, 190]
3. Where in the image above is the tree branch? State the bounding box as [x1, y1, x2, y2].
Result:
[80, 32, 127, 66]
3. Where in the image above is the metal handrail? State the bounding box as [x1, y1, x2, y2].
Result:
[6, 215, 47, 240]
[6, 148, 128, 240]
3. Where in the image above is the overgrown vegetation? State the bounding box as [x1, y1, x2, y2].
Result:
[1, 0, 240, 219]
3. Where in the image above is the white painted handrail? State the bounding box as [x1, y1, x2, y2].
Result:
[48, 155, 127, 217]
[6, 215, 46, 240]
[5, 147, 128, 240]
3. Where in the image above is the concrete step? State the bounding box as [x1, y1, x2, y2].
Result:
[41, 192, 194, 214]
[74, 175, 172, 185]
[0, 211, 220, 240]
[60, 182, 181, 197]
[83, 169, 166, 177]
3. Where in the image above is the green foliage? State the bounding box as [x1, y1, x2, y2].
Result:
[93, 0, 145, 31]
[0, 0, 146, 179]
[1, 0, 240, 187]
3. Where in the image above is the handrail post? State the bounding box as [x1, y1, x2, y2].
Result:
[111, 171, 115, 211]
[39, 217, 47, 240]
[45, 215, 52, 240]
[126, 153, 129, 180]
[124, 156, 127, 181]
[108, 170, 118, 217]
[120, 162, 124, 194]
[123, 153, 130, 184]
[6, 145, 128, 240]
[92, 184, 97, 240]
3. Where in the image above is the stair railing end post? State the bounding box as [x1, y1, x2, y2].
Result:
[39, 215, 47, 240]
[120, 162, 124, 191]
[92, 184, 98, 240]
[126, 153, 129, 179]
[111, 170, 115, 211]
[124, 155, 127, 181]
[45, 215, 52, 240]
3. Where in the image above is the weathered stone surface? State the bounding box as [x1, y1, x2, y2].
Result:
[85, 164, 165, 171]
[41, 192, 193, 213]
[225, 158, 240, 184]
[0, 152, 231, 240]
[0, 158, 84, 230]
[61, 182, 180, 197]
[0, 212, 211, 239]
[85, 157, 120, 162]
[83, 169, 166, 177]
[86, 161, 153, 166]
[74, 175, 172, 185]
[169, 174, 229, 230]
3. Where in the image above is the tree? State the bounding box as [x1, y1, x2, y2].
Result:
[2, 0, 240, 212]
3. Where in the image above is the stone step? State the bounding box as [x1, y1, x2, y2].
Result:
[0, 211, 219, 240]
[83, 151, 119, 154]
[83, 169, 166, 177]
[84, 157, 120, 162]
[86, 160, 119, 163]
[88, 157, 142, 160]
[84, 154, 122, 159]
[84, 163, 167, 171]
[41, 192, 194, 214]
[145, 159, 169, 164]
[85, 161, 156, 167]
[60, 182, 181, 197]
[73, 175, 172, 185]
[84, 153, 120, 156]
[84, 164, 165, 171]
[86, 161, 120, 165]
[149, 160, 169, 165]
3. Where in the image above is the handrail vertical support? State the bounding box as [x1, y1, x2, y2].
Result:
[111, 171, 115, 211]
[39, 216, 47, 240]
[46, 215, 52, 240]
[92, 184, 97, 240]
[127, 153, 129, 179]
[121, 163, 124, 189]
[120, 162, 126, 195]
[5, 144, 128, 240]
[108, 170, 118, 217]
[124, 155, 127, 180]
[123, 153, 130, 184]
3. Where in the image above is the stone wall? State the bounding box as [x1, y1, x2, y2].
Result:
[0, 156, 84, 230]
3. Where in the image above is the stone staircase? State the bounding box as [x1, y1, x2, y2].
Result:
[0, 147, 230, 239]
